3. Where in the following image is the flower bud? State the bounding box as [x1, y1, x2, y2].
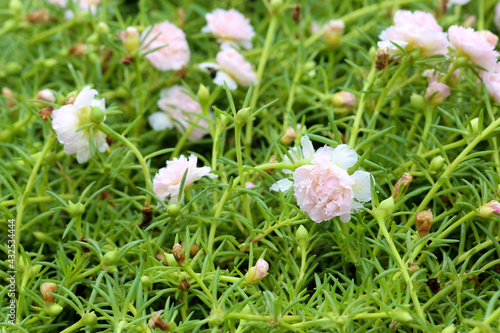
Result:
[442, 324, 456, 333]
[197, 84, 210, 108]
[379, 197, 395, 214]
[479, 30, 498, 48]
[410, 93, 426, 111]
[270, 0, 284, 12]
[455, 56, 470, 68]
[391, 308, 412, 323]
[36, 89, 56, 103]
[236, 107, 251, 125]
[281, 126, 297, 145]
[470, 117, 479, 135]
[208, 309, 224, 327]
[5, 62, 22, 74]
[178, 278, 191, 291]
[102, 249, 119, 266]
[40, 282, 57, 307]
[44, 59, 58, 68]
[9, 0, 22, 13]
[90, 106, 105, 123]
[392, 173, 413, 199]
[295, 225, 308, 244]
[415, 210, 433, 238]
[375, 46, 389, 71]
[323, 20, 345, 48]
[118, 27, 140, 53]
[96, 22, 110, 36]
[48, 303, 63, 316]
[141, 276, 151, 287]
[164, 253, 177, 266]
[172, 243, 185, 265]
[82, 312, 98, 326]
[478, 200, 500, 218]
[245, 258, 269, 284]
[430, 156, 445, 171]
[332, 91, 356, 108]
[149, 311, 169, 331]
[2, 87, 16, 108]
[167, 203, 181, 217]
[68, 201, 85, 217]
[425, 82, 450, 104]
[462, 15, 476, 28]
[27, 9, 51, 24]
[408, 263, 419, 273]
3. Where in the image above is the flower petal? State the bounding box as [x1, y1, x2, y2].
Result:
[330, 144, 358, 170]
[270, 179, 293, 192]
[148, 112, 174, 131]
[74, 86, 98, 108]
[351, 170, 372, 203]
[300, 135, 315, 160]
[213, 71, 238, 90]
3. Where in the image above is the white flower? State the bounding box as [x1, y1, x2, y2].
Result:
[51, 86, 108, 163]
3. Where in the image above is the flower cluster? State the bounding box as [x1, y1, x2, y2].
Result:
[148, 85, 210, 140]
[202, 9, 255, 50]
[271, 136, 372, 223]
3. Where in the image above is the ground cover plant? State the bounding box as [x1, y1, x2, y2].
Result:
[2, 0, 500, 332]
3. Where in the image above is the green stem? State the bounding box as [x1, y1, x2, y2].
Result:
[404, 116, 500, 227]
[245, 13, 279, 154]
[59, 319, 85, 333]
[374, 211, 425, 320]
[182, 264, 212, 301]
[455, 235, 500, 266]
[415, 107, 434, 157]
[348, 67, 376, 148]
[98, 124, 151, 203]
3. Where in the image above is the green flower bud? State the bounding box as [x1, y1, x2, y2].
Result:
[96, 22, 110, 35]
[141, 276, 151, 287]
[68, 201, 85, 217]
[82, 312, 98, 326]
[470, 117, 479, 135]
[270, 0, 284, 12]
[236, 107, 251, 125]
[43, 59, 58, 68]
[86, 33, 99, 45]
[105, 265, 118, 273]
[410, 93, 426, 111]
[295, 225, 308, 244]
[379, 197, 395, 213]
[455, 56, 469, 68]
[90, 106, 105, 123]
[164, 253, 178, 266]
[429, 156, 445, 171]
[167, 203, 181, 217]
[5, 62, 21, 74]
[391, 308, 412, 323]
[102, 249, 119, 266]
[368, 46, 377, 61]
[9, 0, 22, 13]
[48, 304, 63, 316]
[197, 84, 210, 108]
[208, 309, 224, 327]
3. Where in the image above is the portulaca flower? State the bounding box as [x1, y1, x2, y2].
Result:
[47, 0, 102, 19]
[378, 10, 449, 57]
[270, 136, 372, 223]
[425, 81, 450, 104]
[148, 85, 210, 140]
[141, 20, 190, 71]
[482, 63, 500, 103]
[448, 25, 499, 72]
[245, 258, 269, 284]
[152, 155, 217, 204]
[51, 86, 108, 163]
[199, 48, 257, 90]
[202, 9, 255, 50]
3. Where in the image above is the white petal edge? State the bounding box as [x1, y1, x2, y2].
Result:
[74, 86, 98, 108]
[351, 170, 372, 203]
[300, 135, 315, 160]
[330, 144, 358, 170]
[339, 214, 351, 223]
[199, 62, 219, 71]
[270, 179, 293, 192]
[213, 71, 238, 90]
[148, 112, 174, 131]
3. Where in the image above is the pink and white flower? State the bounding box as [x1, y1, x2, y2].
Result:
[255, 258, 269, 278]
[141, 21, 190, 71]
[153, 155, 217, 204]
[199, 48, 257, 90]
[148, 85, 210, 140]
[202, 9, 255, 50]
[378, 10, 449, 57]
[425, 81, 450, 104]
[481, 63, 500, 103]
[51, 86, 108, 163]
[118, 26, 140, 52]
[448, 25, 499, 72]
[271, 136, 372, 223]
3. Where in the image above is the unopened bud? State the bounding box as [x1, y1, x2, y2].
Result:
[470, 117, 479, 135]
[118, 27, 140, 53]
[379, 197, 395, 213]
[478, 200, 500, 218]
[36, 89, 56, 103]
[102, 249, 119, 266]
[68, 201, 85, 217]
[236, 107, 251, 125]
[40, 282, 57, 307]
[408, 263, 419, 273]
[82, 312, 98, 326]
[270, 0, 284, 12]
[208, 309, 224, 327]
[167, 203, 181, 217]
[430, 156, 445, 171]
[391, 308, 412, 323]
[392, 172, 413, 198]
[172, 243, 185, 265]
[5, 62, 22, 74]
[96, 22, 110, 36]
[291, 4, 301, 22]
[323, 20, 345, 48]
[332, 91, 356, 108]
[9, 0, 22, 13]
[281, 126, 297, 145]
[415, 210, 433, 238]
[90, 106, 105, 123]
[245, 258, 269, 284]
[462, 15, 476, 28]
[48, 303, 63, 316]
[410, 93, 426, 111]
[2, 87, 16, 108]
[27, 9, 51, 24]
[197, 84, 210, 108]
[295, 225, 308, 244]
[425, 82, 450, 104]
[141, 276, 151, 287]
[375, 46, 389, 71]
